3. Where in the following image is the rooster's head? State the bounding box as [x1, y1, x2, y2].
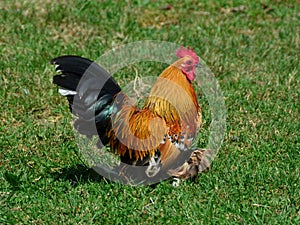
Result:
[175, 46, 200, 81]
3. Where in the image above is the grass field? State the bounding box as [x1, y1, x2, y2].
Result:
[1, 0, 299, 224]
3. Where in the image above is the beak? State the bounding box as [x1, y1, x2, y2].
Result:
[195, 63, 202, 68]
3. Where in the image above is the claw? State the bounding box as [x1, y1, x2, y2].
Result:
[168, 149, 211, 180]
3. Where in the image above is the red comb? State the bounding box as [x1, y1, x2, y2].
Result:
[175, 46, 199, 63]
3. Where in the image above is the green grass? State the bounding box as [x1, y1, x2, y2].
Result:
[1, 0, 299, 224]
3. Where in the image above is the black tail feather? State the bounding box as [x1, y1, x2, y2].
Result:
[53, 74, 81, 92]
[51, 56, 121, 144]
[51, 55, 95, 78]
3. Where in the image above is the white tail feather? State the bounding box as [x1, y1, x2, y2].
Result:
[58, 88, 77, 96]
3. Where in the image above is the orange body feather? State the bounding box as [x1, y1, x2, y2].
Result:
[108, 59, 202, 165]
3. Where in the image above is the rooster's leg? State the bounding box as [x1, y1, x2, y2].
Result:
[145, 151, 162, 177]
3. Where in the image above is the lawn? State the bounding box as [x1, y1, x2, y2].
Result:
[1, 0, 299, 224]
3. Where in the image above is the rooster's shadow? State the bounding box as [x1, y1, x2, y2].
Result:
[49, 163, 164, 187]
[50, 164, 108, 186]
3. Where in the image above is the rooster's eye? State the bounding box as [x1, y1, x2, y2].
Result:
[186, 60, 192, 65]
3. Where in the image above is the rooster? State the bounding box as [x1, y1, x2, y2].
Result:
[51, 46, 210, 184]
